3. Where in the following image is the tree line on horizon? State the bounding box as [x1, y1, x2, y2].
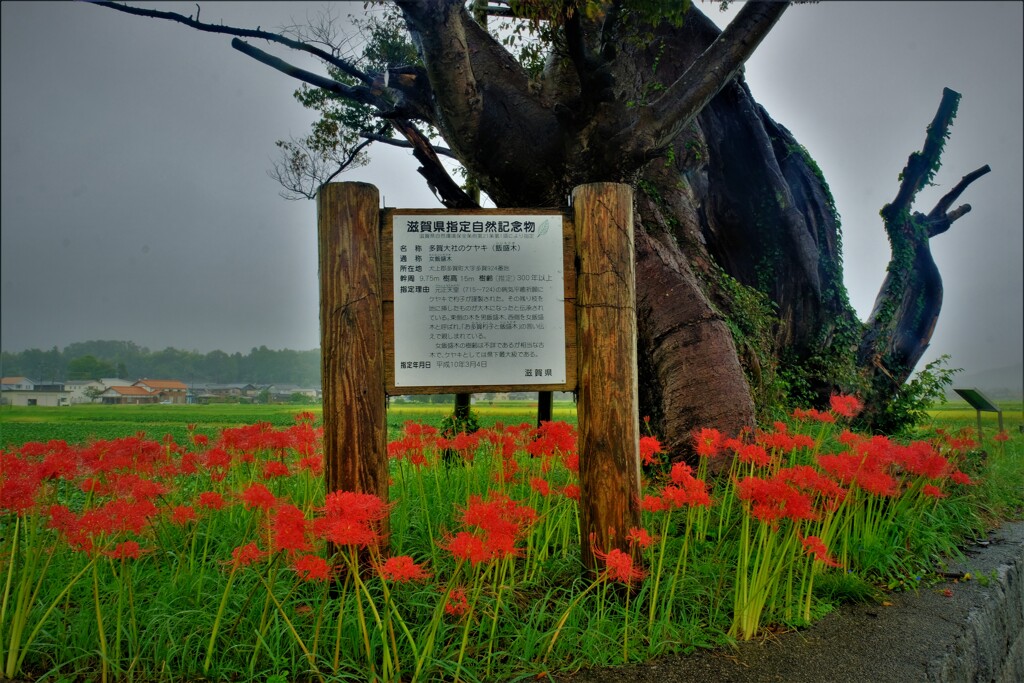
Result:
[0, 340, 320, 387]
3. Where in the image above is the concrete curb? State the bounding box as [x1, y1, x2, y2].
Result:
[929, 521, 1024, 682]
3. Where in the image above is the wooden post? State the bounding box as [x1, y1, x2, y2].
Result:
[573, 183, 641, 571]
[317, 182, 388, 507]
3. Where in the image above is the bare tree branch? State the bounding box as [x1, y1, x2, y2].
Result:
[95, 1, 372, 84]
[230, 39, 381, 108]
[360, 132, 455, 158]
[270, 136, 374, 200]
[925, 164, 991, 235]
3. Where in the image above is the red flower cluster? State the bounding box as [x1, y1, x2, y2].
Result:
[446, 493, 537, 565]
[593, 547, 645, 584]
[736, 475, 816, 524]
[800, 535, 842, 568]
[380, 555, 431, 583]
[312, 491, 388, 548]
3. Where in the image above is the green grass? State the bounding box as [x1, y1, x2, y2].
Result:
[2, 398, 1023, 681]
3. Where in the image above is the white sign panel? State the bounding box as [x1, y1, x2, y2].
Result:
[393, 214, 566, 388]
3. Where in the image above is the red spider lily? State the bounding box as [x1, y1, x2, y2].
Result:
[776, 465, 847, 502]
[951, 470, 975, 486]
[380, 555, 431, 583]
[446, 531, 491, 565]
[792, 408, 835, 424]
[46, 504, 94, 553]
[262, 460, 291, 479]
[993, 430, 1010, 443]
[564, 452, 580, 473]
[462, 494, 537, 538]
[85, 498, 160, 537]
[922, 484, 947, 499]
[562, 484, 580, 500]
[758, 430, 795, 452]
[800, 535, 842, 568]
[893, 441, 950, 479]
[694, 427, 723, 459]
[232, 542, 265, 567]
[111, 473, 170, 501]
[529, 476, 552, 496]
[0, 453, 44, 513]
[737, 444, 771, 468]
[294, 411, 317, 425]
[105, 540, 146, 560]
[829, 394, 863, 419]
[297, 455, 324, 475]
[202, 447, 232, 473]
[197, 491, 226, 511]
[448, 431, 480, 459]
[639, 436, 663, 466]
[456, 494, 538, 562]
[239, 483, 277, 511]
[736, 476, 816, 524]
[292, 553, 331, 582]
[659, 462, 712, 508]
[272, 504, 312, 553]
[312, 491, 388, 548]
[178, 451, 199, 475]
[527, 421, 577, 460]
[626, 527, 655, 549]
[169, 505, 197, 526]
[444, 587, 469, 616]
[640, 493, 668, 513]
[594, 547, 646, 584]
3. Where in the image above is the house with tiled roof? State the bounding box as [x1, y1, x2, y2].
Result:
[133, 379, 188, 404]
[100, 385, 158, 405]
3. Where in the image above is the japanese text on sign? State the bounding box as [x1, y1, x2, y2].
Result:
[393, 214, 566, 387]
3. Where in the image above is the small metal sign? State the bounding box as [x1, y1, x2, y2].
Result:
[953, 387, 1004, 444]
[391, 213, 567, 388]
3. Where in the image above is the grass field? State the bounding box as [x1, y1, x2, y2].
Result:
[0, 400, 580, 448]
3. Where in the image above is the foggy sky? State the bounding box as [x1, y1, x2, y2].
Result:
[2, 2, 1021, 381]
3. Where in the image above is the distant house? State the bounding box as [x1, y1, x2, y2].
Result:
[267, 384, 321, 403]
[100, 385, 158, 405]
[1, 376, 35, 392]
[133, 379, 188, 404]
[1, 377, 70, 407]
[64, 379, 106, 404]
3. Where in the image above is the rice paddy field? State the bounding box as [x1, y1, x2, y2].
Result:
[0, 399, 1017, 450]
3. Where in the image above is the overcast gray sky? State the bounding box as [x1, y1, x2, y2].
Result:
[2, 2, 1021, 381]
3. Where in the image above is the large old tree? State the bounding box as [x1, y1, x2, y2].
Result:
[97, 1, 989, 456]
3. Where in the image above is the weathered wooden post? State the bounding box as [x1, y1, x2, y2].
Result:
[573, 182, 641, 570]
[317, 182, 388, 506]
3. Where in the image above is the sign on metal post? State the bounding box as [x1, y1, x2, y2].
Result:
[953, 387, 1004, 445]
